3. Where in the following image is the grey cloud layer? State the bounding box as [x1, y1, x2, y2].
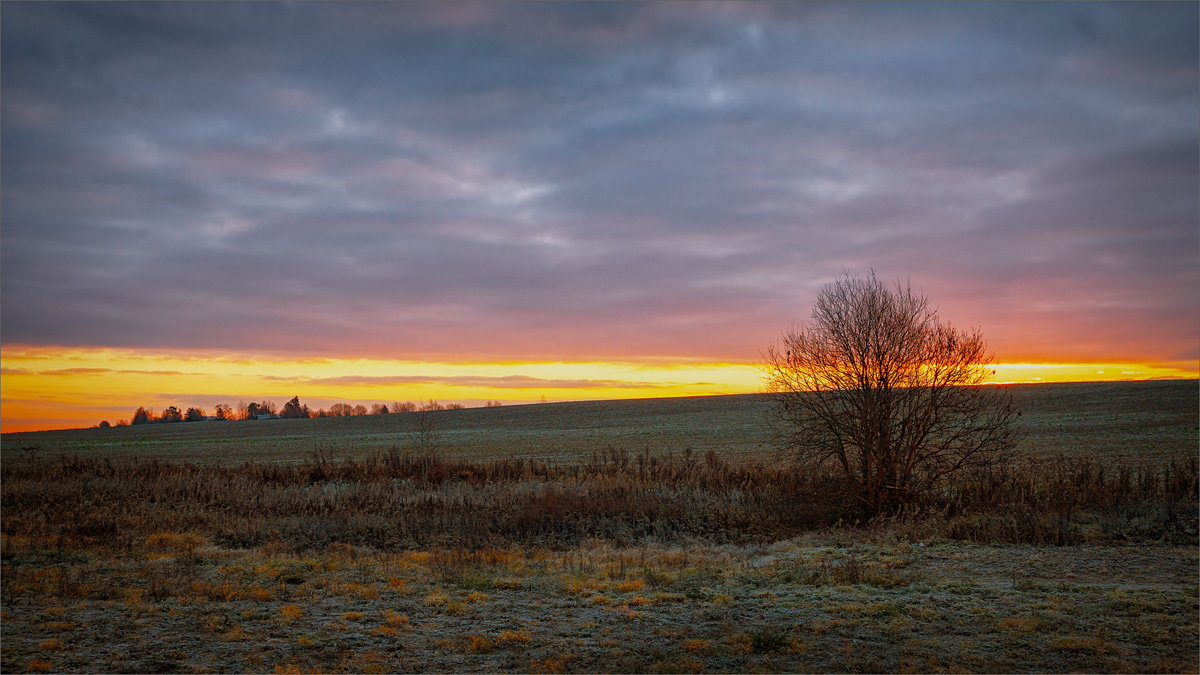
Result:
[2, 1, 1196, 363]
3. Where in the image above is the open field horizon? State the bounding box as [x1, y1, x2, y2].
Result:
[3, 345, 1197, 434]
[4, 380, 1197, 467]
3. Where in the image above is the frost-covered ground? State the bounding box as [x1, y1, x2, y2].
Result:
[3, 537, 1196, 673]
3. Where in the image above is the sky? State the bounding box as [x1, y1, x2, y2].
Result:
[2, 1, 1197, 432]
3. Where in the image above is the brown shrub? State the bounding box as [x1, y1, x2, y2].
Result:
[1, 449, 1194, 553]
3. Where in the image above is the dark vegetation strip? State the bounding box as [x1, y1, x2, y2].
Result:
[2, 448, 1196, 554]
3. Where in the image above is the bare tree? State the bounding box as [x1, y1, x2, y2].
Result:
[410, 399, 445, 457]
[763, 271, 1017, 514]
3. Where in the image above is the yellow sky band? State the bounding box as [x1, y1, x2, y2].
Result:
[1, 345, 1195, 432]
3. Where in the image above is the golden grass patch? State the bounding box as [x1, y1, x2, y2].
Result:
[682, 638, 714, 655]
[617, 579, 644, 593]
[382, 610, 410, 628]
[279, 604, 303, 621]
[999, 615, 1041, 632]
[497, 629, 532, 645]
[340, 582, 379, 600]
[529, 657, 570, 674]
[26, 659, 55, 673]
[146, 532, 203, 553]
[466, 634, 493, 653]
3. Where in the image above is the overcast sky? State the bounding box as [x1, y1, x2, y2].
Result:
[3, 1, 1197, 367]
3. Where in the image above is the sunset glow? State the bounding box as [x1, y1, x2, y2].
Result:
[0, 345, 762, 432]
[2, 3, 1196, 433]
[2, 345, 1195, 432]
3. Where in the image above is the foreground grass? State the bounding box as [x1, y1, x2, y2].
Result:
[2, 536, 1196, 673]
[3, 380, 1196, 672]
[2, 445, 1197, 673]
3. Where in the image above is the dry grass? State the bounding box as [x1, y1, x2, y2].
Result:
[1, 381, 1196, 672]
[2, 432, 1196, 566]
[3, 534, 1193, 673]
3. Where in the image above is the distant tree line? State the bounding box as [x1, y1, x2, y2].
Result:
[104, 397, 482, 427]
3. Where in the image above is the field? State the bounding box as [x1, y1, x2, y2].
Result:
[1, 380, 1197, 673]
[5, 380, 1198, 465]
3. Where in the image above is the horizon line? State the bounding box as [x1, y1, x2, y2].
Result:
[3, 376, 1195, 435]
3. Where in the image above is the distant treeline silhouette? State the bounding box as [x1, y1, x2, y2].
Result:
[102, 396, 501, 428]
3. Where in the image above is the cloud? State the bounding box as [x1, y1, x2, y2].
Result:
[300, 374, 659, 389]
[1, 2, 1195, 366]
[29, 368, 192, 377]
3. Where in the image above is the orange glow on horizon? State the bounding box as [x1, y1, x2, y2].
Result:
[1, 344, 1196, 433]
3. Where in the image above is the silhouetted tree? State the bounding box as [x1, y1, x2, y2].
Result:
[763, 271, 1017, 514]
[371, 403, 389, 415]
[391, 401, 417, 413]
[280, 396, 309, 419]
[246, 402, 262, 419]
[98, 420, 111, 428]
[184, 407, 206, 422]
[214, 404, 232, 421]
[160, 406, 183, 423]
[132, 407, 152, 425]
